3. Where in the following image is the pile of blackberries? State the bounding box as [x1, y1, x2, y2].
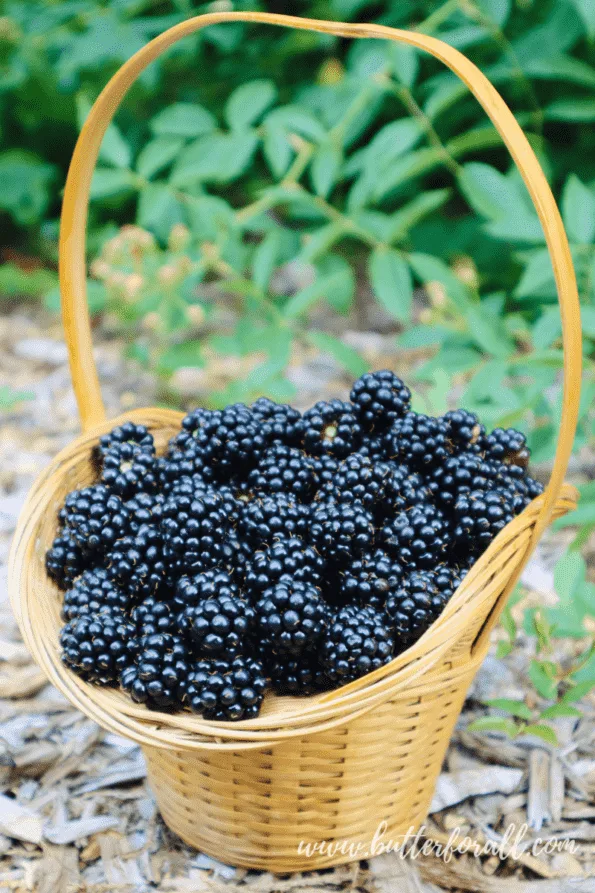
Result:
[46, 371, 542, 721]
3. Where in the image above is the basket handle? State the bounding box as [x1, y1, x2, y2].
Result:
[60, 11, 581, 547]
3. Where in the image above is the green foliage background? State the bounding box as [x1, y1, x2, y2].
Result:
[1, 0, 595, 733]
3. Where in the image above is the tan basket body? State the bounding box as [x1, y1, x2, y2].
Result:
[9, 12, 582, 873]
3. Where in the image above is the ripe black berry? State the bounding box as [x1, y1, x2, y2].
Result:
[266, 654, 330, 696]
[251, 397, 304, 445]
[310, 500, 374, 564]
[322, 605, 394, 684]
[255, 580, 329, 656]
[178, 594, 255, 659]
[452, 489, 513, 555]
[186, 655, 267, 721]
[319, 453, 392, 513]
[239, 493, 309, 547]
[246, 444, 319, 501]
[121, 633, 190, 710]
[108, 523, 168, 598]
[46, 529, 86, 590]
[385, 567, 462, 650]
[174, 404, 266, 478]
[350, 370, 411, 430]
[62, 568, 131, 621]
[481, 427, 530, 469]
[339, 550, 403, 608]
[101, 444, 158, 497]
[60, 607, 137, 685]
[173, 568, 239, 612]
[380, 504, 447, 568]
[132, 597, 178, 638]
[387, 412, 449, 469]
[161, 479, 231, 574]
[244, 536, 325, 596]
[442, 409, 484, 453]
[58, 484, 130, 555]
[94, 422, 154, 467]
[302, 399, 362, 458]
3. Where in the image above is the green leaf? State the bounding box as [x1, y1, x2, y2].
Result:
[310, 143, 342, 198]
[582, 306, 595, 338]
[316, 255, 355, 314]
[468, 716, 519, 737]
[532, 308, 562, 350]
[529, 660, 559, 700]
[150, 103, 216, 138]
[521, 724, 558, 746]
[523, 55, 595, 89]
[388, 43, 418, 86]
[516, 249, 556, 299]
[540, 703, 582, 720]
[263, 125, 293, 179]
[307, 332, 368, 376]
[368, 249, 413, 322]
[76, 94, 131, 169]
[0, 385, 35, 411]
[284, 268, 351, 319]
[570, 0, 595, 38]
[458, 162, 534, 222]
[486, 699, 533, 720]
[408, 253, 469, 306]
[562, 679, 595, 702]
[545, 99, 595, 122]
[225, 80, 277, 130]
[265, 105, 326, 142]
[137, 183, 184, 241]
[562, 175, 595, 244]
[158, 340, 204, 375]
[385, 190, 451, 243]
[252, 231, 281, 293]
[0, 151, 55, 226]
[136, 137, 184, 180]
[170, 131, 258, 186]
[90, 168, 136, 200]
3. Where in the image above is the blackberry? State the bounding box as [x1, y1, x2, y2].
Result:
[387, 412, 449, 469]
[385, 464, 431, 512]
[101, 444, 158, 497]
[380, 504, 447, 568]
[46, 529, 86, 590]
[321, 604, 394, 684]
[350, 370, 411, 430]
[174, 404, 266, 478]
[339, 550, 403, 608]
[124, 491, 164, 532]
[452, 489, 513, 555]
[385, 567, 462, 650]
[158, 442, 215, 489]
[442, 410, 484, 453]
[319, 453, 392, 513]
[302, 399, 362, 458]
[61, 568, 131, 621]
[120, 633, 190, 710]
[244, 536, 325, 597]
[246, 445, 319, 501]
[60, 607, 137, 685]
[173, 568, 239, 613]
[239, 493, 309, 547]
[186, 655, 267, 721]
[58, 484, 130, 555]
[178, 594, 255, 659]
[132, 597, 178, 638]
[481, 427, 530, 469]
[356, 435, 387, 461]
[310, 500, 374, 565]
[108, 523, 168, 598]
[251, 397, 304, 445]
[255, 580, 329, 656]
[161, 479, 231, 574]
[428, 452, 501, 510]
[266, 654, 330, 696]
[93, 421, 154, 468]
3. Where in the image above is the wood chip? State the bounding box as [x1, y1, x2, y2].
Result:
[430, 767, 523, 812]
[528, 749, 552, 831]
[0, 793, 43, 844]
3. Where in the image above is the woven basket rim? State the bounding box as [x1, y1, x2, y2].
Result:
[9, 407, 579, 750]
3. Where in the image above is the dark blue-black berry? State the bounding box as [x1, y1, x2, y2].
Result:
[321, 605, 394, 684]
[46, 529, 86, 590]
[452, 489, 513, 555]
[254, 580, 329, 656]
[178, 594, 255, 659]
[246, 444, 320, 501]
[239, 493, 309, 547]
[244, 536, 325, 596]
[380, 504, 447, 568]
[58, 485, 130, 555]
[251, 397, 304, 446]
[61, 568, 131, 621]
[302, 399, 362, 458]
[386, 412, 449, 469]
[185, 655, 267, 721]
[120, 633, 190, 710]
[385, 567, 462, 651]
[60, 607, 137, 685]
[310, 500, 375, 565]
[339, 550, 403, 608]
[350, 370, 411, 430]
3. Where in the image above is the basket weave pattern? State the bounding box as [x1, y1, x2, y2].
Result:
[9, 12, 581, 872]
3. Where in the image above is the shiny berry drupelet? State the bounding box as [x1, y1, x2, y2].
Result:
[174, 404, 266, 478]
[58, 484, 130, 555]
[46, 529, 86, 590]
[61, 568, 131, 621]
[132, 597, 178, 638]
[161, 479, 231, 575]
[185, 655, 267, 721]
[339, 550, 403, 608]
[350, 370, 411, 430]
[101, 443, 158, 497]
[239, 493, 309, 547]
[318, 453, 392, 513]
[60, 607, 137, 685]
[481, 427, 530, 469]
[302, 399, 362, 458]
[251, 397, 304, 446]
[246, 444, 319, 501]
[266, 654, 330, 696]
[94, 421, 154, 467]
[442, 409, 484, 453]
[254, 580, 329, 656]
[321, 605, 394, 684]
[173, 568, 239, 613]
[386, 411, 449, 469]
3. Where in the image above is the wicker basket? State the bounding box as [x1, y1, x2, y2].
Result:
[10, 12, 582, 873]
